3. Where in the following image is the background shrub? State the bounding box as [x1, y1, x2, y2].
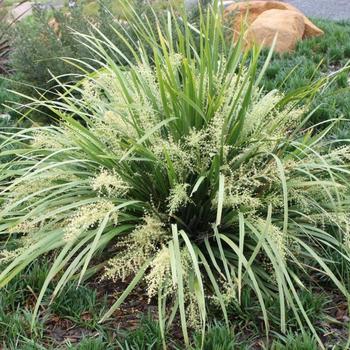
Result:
[9, 6, 102, 103]
[7, 0, 198, 124]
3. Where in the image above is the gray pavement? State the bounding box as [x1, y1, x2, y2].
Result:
[222, 0, 350, 21]
[284, 0, 350, 21]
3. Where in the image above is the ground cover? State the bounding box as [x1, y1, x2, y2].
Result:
[1, 260, 348, 349]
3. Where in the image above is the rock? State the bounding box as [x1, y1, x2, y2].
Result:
[245, 9, 305, 53]
[184, 0, 199, 10]
[223, 0, 235, 8]
[224, 1, 324, 52]
[48, 18, 61, 38]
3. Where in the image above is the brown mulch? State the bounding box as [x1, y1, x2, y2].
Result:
[40, 277, 159, 348]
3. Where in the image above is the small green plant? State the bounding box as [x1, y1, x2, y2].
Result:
[270, 333, 318, 350]
[0, 2, 350, 349]
[50, 281, 109, 328]
[191, 323, 238, 350]
[67, 337, 111, 350]
[0, 308, 46, 349]
[117, 316, 164, 350]
[0, 260, 49, 309]
[268, 290, 329, 333]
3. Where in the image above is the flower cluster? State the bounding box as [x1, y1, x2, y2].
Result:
[64, 200, 117, 242]
[31, 129, 63, 149]
[167, 183, 190, 215]
[145, 246, 172, 300]
[104, 215, 169, 281]
[91, 169, 129, 197]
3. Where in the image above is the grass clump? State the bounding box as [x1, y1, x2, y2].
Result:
[0, 2, 350, 348]
[117, 316, 164, 350]
[67, 337, 112, 350]
[191, 323, 239, 350]
[270, 333, 318, 350]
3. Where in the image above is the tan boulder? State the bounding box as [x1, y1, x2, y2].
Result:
[224, 1, 324, 52]
[48, 18, 61, 38]
[244, 9, 305, 53]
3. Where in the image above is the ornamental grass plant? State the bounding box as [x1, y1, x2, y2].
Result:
[0, 1, 350, 348]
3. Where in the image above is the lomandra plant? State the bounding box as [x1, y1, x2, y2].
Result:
[0, 1, 349, 348]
